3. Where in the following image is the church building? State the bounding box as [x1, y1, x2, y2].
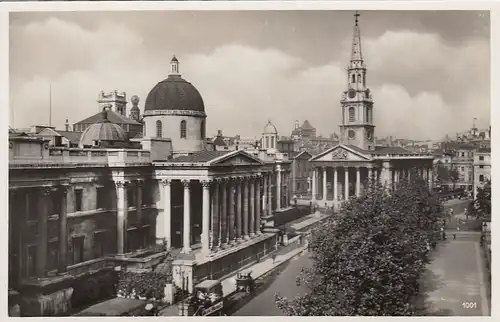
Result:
[309, 12, 434, 209]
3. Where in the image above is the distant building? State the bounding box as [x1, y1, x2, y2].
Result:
[473, 148, 491, 199]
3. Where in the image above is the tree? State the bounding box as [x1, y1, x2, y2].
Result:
[474, 180, 491, 221]
[275, 178, 444, 316]
[449, 168, 460, 190]
[435, 162, 450, 183]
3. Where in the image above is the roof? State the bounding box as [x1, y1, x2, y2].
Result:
[213, 135, 226, 147]
[263, 120, 278, 134]
[477, 147, 491, 153]
[144, 75, 205, 112]
[79, 111, 128, 146]
[75, 110, 141, 125]
[195, 279, 220, 290]
[301, 120, 315, 130]
[171, 150, 231, 163]
[346, 144, 368, 155]
[75, 298, 145, 316]
[371, 146, 416, 155]
[57, 131, 82, 145]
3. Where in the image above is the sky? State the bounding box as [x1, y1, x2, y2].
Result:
[9, 10, 490, 141]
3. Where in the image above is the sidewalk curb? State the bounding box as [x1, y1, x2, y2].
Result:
[254, 246, 308, 280]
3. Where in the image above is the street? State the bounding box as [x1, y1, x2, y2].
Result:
[232, 251, 312, 316]
[232, 198, 489, 316]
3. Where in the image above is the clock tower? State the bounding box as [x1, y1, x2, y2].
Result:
[339, 11, 375, 151]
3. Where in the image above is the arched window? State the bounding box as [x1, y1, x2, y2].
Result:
[349, 107, 355, 122]
[479, 175, 484, 182]
[200, 120, 205, 139]
[351, 74, 356, 83]
[357, 74, 362, 83]
[266, 137, 269, 149]
[156, 120, 162, 138]
[180, 120, 187, 138]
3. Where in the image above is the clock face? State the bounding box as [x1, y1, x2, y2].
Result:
[348, 89, 356, 99]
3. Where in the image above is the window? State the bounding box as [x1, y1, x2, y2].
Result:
[180, 120, 187, 138]
[461, 166, 465, 172]
[351, 74, 356, 83]
[156, 120, 162, 138]
[357, 74, 362, 83]
[479, 165, 484, 169]
[96, 187, 107, 209]
[461, 152, 465, 157]
[127, 187, 135, 208]
[201, 120, 205, 139]
[479, 175, 485, 182]
[349, 107, 355, 122]
[71, 236, 85, 265]
[47, 241, 59, 271]
[26, 245, 37, 277]
[93, 232, 110, 258]
[479, 156, 484, 161]
[74, 189, 83, 212]
[266, 137, 269, 148]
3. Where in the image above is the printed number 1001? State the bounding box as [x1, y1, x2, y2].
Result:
[462, 302, 477, 309]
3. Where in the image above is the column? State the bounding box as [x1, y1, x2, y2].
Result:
[201, 180, 211, 254]
[322, 167, 327, 201]
[267, 173, 272, 215]
[116, 181, 129, 255]
[136, 180, 144, 224]
[211, 179, 220, 250]
[255, 176, 261, 235]
[344, 167, 349, 200]
[220, 179, 228, 248]
[58, 185, 69, 274]
[356, 167, 361, 197]
[228, 178, 235, 245]
[236, 177, 242, 241]
[162, 180, 172, 249]
[182, 180, 191, 254]
[276, 168, 282, 210]
[243, 177, 249, 239]
[428, 168, 433, 190]
[368, 168, 373, 184]
[311, 167, 317, 201]
[333, 167, 338, 201]
[249, 176, 255, 237]
[262, 175, 268, 216]
[37, 187, 50, 278]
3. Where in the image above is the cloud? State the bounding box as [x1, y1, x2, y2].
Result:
[10, 17, 490, 141]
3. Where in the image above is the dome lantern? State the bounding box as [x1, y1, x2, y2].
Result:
[170, 55, 180, 76]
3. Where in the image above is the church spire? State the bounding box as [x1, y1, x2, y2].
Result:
[350, 11, 364, 64]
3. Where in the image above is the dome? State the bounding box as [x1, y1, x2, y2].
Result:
[79, 111, 128, 147]
[263, 120, 278, 135]
[144, 56, 205, 113]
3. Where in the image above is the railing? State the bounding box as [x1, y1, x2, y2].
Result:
[10, 148, 151, 167]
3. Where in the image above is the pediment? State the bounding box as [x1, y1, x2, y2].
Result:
[312, 145, 371, 162]
[209, 151, 263, 166]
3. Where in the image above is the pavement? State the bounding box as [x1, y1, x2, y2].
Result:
[418, 237, 489, 316]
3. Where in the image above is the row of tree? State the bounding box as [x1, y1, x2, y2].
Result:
[275, 172, 445, 316]
[467, 179, 491, 221]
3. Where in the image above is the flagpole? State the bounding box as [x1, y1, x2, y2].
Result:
[49, 83, 52, 127]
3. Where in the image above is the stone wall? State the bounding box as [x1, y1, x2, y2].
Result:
[193, 234, 278, 284]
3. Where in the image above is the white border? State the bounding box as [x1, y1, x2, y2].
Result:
[0, 1, 497, 321]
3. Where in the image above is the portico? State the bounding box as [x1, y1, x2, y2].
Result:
[154, 150, 278, 258]
[310, 144, 435, 208]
